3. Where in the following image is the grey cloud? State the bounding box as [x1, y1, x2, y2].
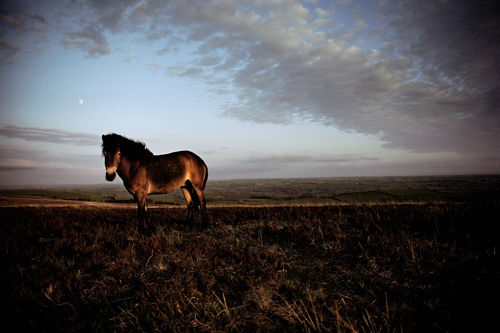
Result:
[211, 153, 500, 179]
[0, 125, 99, 146]
[198, 147, 229, 155]
[0, 144, 104, 185]
[0, 10, 24, 28]
[209, 163, 278, 179]
[0, 39, 19, 64]
[167, 65, 205, 78]
[0, 145, 48, 161]
[181, 66, 204, 77]
[0, 161, 37, 172]
[156, 37, 184, 54]
[61, 25, 111, 57]
[197, 55, 222, 67]
[0, 163, 103, 185]
[145, 62, 164, 71]
[29, 14, 47, 24]
[210, 153, 380, 178]
[0, 145, 100, 166]
[0, 4, 48, 63]
[155, 47, 170, 55]
[2, 0, 499, 158]
[243, 154, 378, 165]
[193, 0, 499, 156]
[0, 7, 47, 29]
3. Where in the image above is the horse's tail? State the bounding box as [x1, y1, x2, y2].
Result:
[202, 163, 208, 190]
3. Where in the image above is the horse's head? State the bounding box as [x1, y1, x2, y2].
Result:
[102, 134, 121, 181]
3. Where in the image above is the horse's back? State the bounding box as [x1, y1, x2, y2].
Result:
[146, 151, 207, 192]
[155, 150, 206, 171]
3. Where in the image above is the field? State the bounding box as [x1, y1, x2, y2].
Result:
[2, 175, 500, 206]
[1, 176, 500, 331]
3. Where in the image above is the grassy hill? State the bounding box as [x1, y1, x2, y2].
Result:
[2, 175, 499, 331]
[2, 203, 499, 331]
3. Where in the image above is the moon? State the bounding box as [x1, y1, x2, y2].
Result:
[78, 99, 84, 105]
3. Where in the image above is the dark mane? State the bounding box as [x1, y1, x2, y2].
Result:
[102, 133, 153, 161]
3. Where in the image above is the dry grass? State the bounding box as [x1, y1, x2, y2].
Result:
[1, 203, 499, 331]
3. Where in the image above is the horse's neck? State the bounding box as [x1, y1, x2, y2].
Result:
[117, 157, 138, 180]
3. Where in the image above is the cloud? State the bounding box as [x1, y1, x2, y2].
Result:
[1, 0, 500, 158]
[210, 151, 500, 179]
[243, 153, 378, 165]
[0, 144, 102, 167]
[0, 159, 37, 171]
[0, 7, 47, 29]
[61, 25, 111, 57]
[0, 158, 96, 172]
[0, 5, 48, 63]
[85, 0, 495, 156]
[145, 62, 164, 71]
[0, 11, 24, 28]
[0, 125, 99, 146]
[184, 0, 499, 156]
[0, 144, 104, 185]
[155, 36, 184, 54]
[0, 39, 20, 64]
[209, 153, 381, 179]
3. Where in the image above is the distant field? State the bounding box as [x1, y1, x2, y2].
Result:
[1, 175, 499, 206]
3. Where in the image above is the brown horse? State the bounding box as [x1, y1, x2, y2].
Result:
[101, 133, 208, 232]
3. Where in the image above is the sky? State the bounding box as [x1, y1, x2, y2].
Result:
[0, 0, 499, 186]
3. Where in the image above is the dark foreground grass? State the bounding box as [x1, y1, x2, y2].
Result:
[1, 203, 499, 332]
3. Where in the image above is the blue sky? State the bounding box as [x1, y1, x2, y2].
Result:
[1, 0, 499, 185]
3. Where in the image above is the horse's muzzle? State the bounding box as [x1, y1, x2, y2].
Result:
[105, 166, 117, 181]
[105, 172, 116, 181]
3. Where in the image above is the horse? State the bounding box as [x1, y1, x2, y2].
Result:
[101, 133, 208, 232]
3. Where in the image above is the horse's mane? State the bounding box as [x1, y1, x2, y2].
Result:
[102, 133, 153, 161]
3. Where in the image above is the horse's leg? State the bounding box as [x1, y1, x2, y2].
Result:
[181, 187, 194, 227]
[193, 187, 207, 229]
[136, 192, 148, 233]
